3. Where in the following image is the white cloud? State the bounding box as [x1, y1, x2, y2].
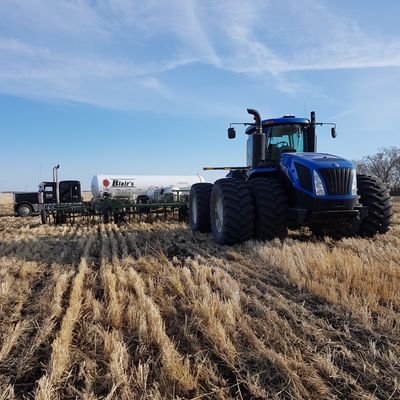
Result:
[0, 0, 399, 110]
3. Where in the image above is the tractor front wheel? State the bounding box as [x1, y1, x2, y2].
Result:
[210, 179, 254, 245]
[357, 174, 393, 236]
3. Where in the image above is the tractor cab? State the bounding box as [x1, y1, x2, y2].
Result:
[245, 116, 314, 167]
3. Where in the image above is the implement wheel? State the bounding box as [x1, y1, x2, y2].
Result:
[189, 183, 213, 233]
[210, 179, 254, 245]
[55, 211, 66, 225]
[103, 208, 110, 224]
[179, 204, 188, 222]
[40, 208, 47, 224]
[357, 174, 393, 236]
[250, 177, 289, 240]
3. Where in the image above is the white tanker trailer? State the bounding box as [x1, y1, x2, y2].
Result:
[91, 174, 205, 202]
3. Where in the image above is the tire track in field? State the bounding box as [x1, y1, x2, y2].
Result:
[60, 223, 131, 399]
[12, 225, 89, 395]
[35, 229, 95, 399]
[109, 225, 198, 398]
[0, 225, 84, 395]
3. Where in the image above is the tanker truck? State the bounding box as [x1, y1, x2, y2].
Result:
[91, 175, 204, 202]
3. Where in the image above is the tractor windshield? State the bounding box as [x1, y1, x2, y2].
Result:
[264, 124, 307, 161]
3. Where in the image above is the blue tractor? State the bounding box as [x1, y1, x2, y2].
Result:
[189, 108, 393, 244]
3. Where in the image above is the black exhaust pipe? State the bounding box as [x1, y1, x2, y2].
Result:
[308, 111, 316, 152]
[247, 108, 262, 134]
[247, 108, 265, 167]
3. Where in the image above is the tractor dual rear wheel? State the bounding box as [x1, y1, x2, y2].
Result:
[250, 177, 289, 240]
[210, 179, 254, 245]
[189, 183, 213, 233]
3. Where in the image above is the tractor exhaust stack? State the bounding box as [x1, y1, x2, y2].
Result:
[247, 108, 266, 167]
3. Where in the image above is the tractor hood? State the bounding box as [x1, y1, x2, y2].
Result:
[280, 152, 356, 199]
[280, 152, 354, 171]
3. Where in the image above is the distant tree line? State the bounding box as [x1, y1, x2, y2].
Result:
[354, 146, 400, 195]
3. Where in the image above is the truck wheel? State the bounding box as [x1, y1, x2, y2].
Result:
[210, 179, 254, 245]
[189, 183, 213, 232]
[357, 174, 393, 236]
[250, 177, 289, 240]
[17, 204, 32, 217]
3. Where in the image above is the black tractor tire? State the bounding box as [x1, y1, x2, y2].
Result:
[356, 174, 393, 236]
[16, 203, 33, 217]
[210, 179, 254, 245]
[250, 177, 289, 240]
[189, 183, 213, 233]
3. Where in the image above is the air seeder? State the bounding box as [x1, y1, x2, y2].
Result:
[34, 173, 202, 225]
[189, 109, 393, 244]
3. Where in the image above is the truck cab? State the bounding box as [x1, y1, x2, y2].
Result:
[38, 182, 57, 204]
[14, 180, 81, 217]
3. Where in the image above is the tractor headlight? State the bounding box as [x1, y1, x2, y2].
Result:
[351, 169, 358, 195]
[313, 170, 326, 196]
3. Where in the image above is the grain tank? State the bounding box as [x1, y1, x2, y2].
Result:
[91, 175, 205, 201]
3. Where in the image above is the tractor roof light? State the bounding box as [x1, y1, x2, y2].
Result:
[313, 170, 326, 196]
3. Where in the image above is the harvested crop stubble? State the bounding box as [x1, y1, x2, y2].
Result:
[0, 194, 13, 216]
[0, 202, 399, 399]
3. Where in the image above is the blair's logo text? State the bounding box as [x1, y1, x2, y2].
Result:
[111, 179, 135, 187]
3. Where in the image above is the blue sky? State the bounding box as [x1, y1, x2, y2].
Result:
[1, 0, 399, 191]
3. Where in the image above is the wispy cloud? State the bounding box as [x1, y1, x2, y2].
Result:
[0, 0, 399, 110]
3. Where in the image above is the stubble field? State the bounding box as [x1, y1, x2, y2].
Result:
[0, 194, 399, 399]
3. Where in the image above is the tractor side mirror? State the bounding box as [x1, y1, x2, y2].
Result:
[228, 127, 236, 139]
[331, 127, 337, 138]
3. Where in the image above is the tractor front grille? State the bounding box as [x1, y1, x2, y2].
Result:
[318, 167, 352, 196]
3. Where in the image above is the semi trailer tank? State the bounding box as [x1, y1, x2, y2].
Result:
[91, 175, 205, 201]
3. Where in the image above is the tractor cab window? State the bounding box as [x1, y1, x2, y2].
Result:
[265, 124, 306, 161]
